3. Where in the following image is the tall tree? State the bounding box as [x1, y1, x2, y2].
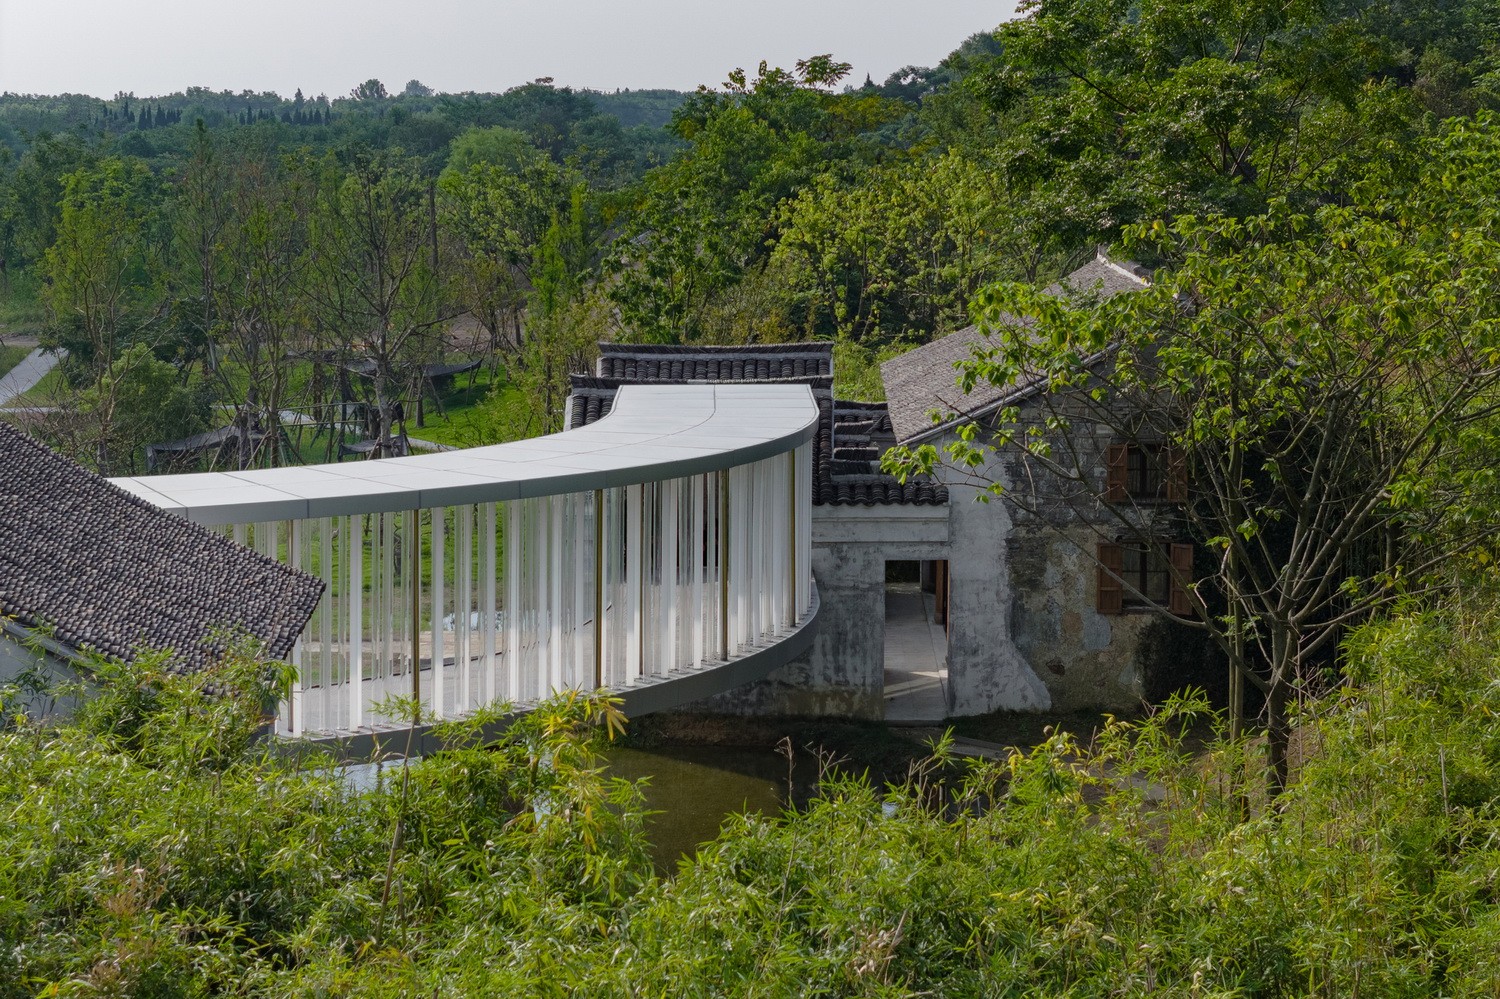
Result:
[307, 151, 444, 457]
[213, 149, 318, 467]
[889, 118, 1500, 793]
[606, 58, 903, 343]
[350, 78, 389, 101]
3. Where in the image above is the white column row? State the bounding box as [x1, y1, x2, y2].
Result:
[271, 444, 813, 738]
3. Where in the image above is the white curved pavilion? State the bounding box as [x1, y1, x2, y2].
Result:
[111, 384, 819, 747]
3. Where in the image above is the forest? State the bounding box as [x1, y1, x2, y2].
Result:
[0, 0, 1476, 476]
[4, 0, 1500, 992]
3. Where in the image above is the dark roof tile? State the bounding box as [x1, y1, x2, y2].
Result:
[0, 422, 324, 674]
[881, 251, 1149, 443]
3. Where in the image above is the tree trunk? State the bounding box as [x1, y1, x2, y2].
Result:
[1266, 679, 1290, 799]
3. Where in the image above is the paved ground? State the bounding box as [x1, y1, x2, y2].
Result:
[883, 582, 949, 724]
[0, 348, 61, 407]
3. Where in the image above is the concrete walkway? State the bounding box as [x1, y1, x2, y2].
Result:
[883, 582, 949, 724]
[0, 348, 60, 406]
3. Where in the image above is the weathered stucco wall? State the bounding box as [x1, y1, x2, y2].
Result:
[686, 395, 1215, 720]
[0, 632, 82, 720]
[691, 505, 949, 719]
[939, 472, 1053, 715]
[1005, 527, 1156, 711]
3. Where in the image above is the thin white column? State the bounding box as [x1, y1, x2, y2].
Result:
[662, 478, 679, 673]
[574, 494, 590, 688]
[348, 514, 364, 731]
[505, 500, 522, 701]
[320, 517, 333, 732]
[690, 474, 704, 669]
[387, 510, 405, 696]
[549, 495, 564, 693]
[286, 520, 303, 736]
[626, 483, 642, 683]
[430, 507, 445, 719]
[482, 502, 498, 705]
[456, 505, 473, 714]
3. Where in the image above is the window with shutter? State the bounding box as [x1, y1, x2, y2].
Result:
[1168, 542, 1194, 616]
[1106, 442, 1188, 504]
[1096, 542, 1124, 615]
[1165, 447, 1188, 503]
[1105, 444, 1129, 502]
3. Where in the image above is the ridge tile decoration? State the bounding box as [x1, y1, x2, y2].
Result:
[570, 343, 947, 508]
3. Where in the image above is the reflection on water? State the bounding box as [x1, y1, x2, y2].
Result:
[337, 743, 825, 874]
[606, 744, 817, 872]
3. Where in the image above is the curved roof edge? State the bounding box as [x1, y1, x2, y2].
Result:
[111, 384, 820, 526]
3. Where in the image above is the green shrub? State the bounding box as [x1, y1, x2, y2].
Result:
[12, 595, 1500, 995]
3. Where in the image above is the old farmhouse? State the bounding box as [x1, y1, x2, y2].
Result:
[565, 250, 1215, 721]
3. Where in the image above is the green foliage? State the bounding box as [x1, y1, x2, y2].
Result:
[72, 342, 211, 473]
[40, 157, 161, 372]
[442, 125, 546, 176]
[0, 659, 648, 997]
[889, 113, 1500, 792]
[773, 152, 1066, 343]
[15, 597, 1500, 993]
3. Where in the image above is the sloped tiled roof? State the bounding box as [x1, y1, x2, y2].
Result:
[0, 422, 324, 674]
[882, 251, 1149, 443]
[567, 345, 946, 507]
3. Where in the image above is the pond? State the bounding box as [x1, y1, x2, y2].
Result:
[605, 743, 823, 872]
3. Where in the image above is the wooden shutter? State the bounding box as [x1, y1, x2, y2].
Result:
[1168, 542, 1194, 616]
[1165, 447, 1188, 503]
[1096, 542, 1124, 615]
[1105, 444, 1129, 502]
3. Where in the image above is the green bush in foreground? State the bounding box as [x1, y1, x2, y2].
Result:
[5, 601, 1500, 996]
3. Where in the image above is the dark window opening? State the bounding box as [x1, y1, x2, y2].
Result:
[1097, 541, 1194, 616]
[1121, 543, 1171, 606]
[1106, 443, 1187, 503]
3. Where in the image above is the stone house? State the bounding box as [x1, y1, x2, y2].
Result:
[568, 250, 1213, 721]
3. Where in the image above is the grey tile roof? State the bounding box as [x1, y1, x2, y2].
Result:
[596, 343, 833, 382]
[882, 252, 1149, 443]
[1043, 253, 1152, 300]
[567, 346, 946, 507]
[0, 421, 324, 674]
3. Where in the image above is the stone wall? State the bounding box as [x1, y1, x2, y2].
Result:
[924, 381, 1214, 714]
[939, 471, 1053, 715]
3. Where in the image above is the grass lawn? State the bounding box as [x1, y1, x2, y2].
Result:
[10, 360, 67, 404]
[0, 345, 30, 382]
[0, 270, 47, 336]
[409, 364, 541, 448]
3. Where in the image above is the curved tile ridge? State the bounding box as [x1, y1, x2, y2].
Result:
[111, 384, 820, 526]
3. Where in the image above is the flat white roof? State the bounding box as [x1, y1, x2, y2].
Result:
[111, 384, 819, 526]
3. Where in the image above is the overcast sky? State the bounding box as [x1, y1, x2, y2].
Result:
[0, 1, 1016, 100]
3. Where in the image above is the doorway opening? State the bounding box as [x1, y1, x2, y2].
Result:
[882, 559, 949, 723]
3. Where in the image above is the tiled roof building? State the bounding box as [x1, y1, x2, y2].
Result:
[0, 421, 323, 674]
[882, 249, 1150, 443]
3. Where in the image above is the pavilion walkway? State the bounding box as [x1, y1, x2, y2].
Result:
[113, 385, 820, 752]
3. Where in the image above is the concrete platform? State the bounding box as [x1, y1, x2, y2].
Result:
[883, 582, 948, 724]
